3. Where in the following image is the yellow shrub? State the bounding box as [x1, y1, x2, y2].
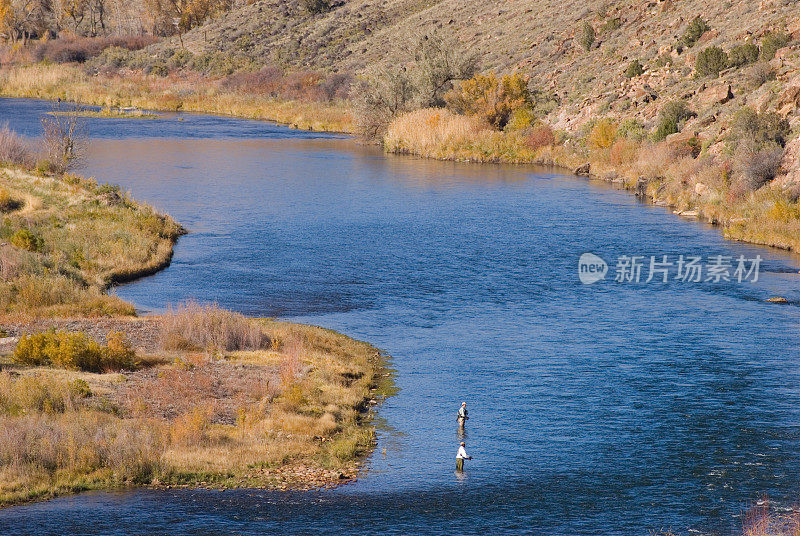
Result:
[505, 106, 535, 131]
[768, 199, 800, 223]
[12, 330, 136, 372]
[104, 331, 136, 370]
[13, 332, 51, 366]
[445, 72, 531, 130]
[48, 332, 104, 371]
[589, 119, 618, 149]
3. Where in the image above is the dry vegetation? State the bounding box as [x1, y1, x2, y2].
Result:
[0, 304, 390, 506]
[0, 160, 182, 317]
[0, 63, 352, 132]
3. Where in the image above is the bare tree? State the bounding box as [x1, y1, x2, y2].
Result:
[40, 103, 87, 173]
[415, 33, 477, 108]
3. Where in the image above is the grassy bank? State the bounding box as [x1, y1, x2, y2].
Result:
[0, 160, 390, 505]
[0, 164, 183, 317]
[0, 64, 353, 133]
[384, 107, 800, 253]
[0, 306, 390, 506]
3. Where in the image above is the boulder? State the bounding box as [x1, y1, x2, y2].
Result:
[766, 297, 789, 304]
[665, 129, 697, 146]
[790, 19, 800, 41]
[694, 182, 709, 196]
[574, 163, 591, 176]
[775, 136, 800, 188]
[697, 83, 733, 107]
[775, 46, 793, 60]
[777, 76, 800, 114]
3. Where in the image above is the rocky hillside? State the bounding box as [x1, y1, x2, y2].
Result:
[177, 4, 797, 123]
[163, 0, 800, 185]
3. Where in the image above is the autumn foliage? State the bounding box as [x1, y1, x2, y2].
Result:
[445, 72, 532, 130]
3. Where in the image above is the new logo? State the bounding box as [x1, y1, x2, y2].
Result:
[578, 253, 608, 285]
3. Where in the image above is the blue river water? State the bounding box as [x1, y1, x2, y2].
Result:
[1, 98, 799, 535]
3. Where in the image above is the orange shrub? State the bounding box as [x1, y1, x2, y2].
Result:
[609, 139, 639, 165]
[527, 125, 556, 150]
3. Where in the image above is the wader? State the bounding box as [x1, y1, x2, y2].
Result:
[456, 458, 464, 471]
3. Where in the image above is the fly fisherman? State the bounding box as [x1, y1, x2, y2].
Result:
[457, 402, 469, 428]
[455, 441, 472, 471]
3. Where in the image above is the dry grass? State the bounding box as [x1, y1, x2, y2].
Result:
[0, 165, 183, 317]
[385, 108, 578, 165]
[0, 317, 389, 506]
[160, 302, 271, 352]
[744, 503, 800, 536]
[0, 64, 352, 133]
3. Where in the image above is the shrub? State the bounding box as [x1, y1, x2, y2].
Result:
[653, 100, 693, 141]
[654, 53, 673, 68]
[0, 189, 22, 212]
[589, 119, 618, 149]
[444, 72, 531, 130]
[526, 125, 555, 150]
[11, 229, 43, 252]
[13, 333, 51, 366]
[625, 59, 644, 78]
[761, 31, 789, 61]
[33, 36, 157, 64]
[747, 62, 777, 87]
[609, 138, 639, 165]
[683, 16, 709, 47]
[414, 33, 477, 108]
[301, 0, 331, 14]
[319, 73, 354, 101]
[578, 22, 596, 51]
[0, 373, 89, 414]
[12, 331, 136, 372]
[160, 302, 271, 352]
[695, 47, 729, 77]
[736, 146, 784, 190]
[617, 118, 647, 141]
[728, 43, 760, 68]
[505, 107, 535, 131]
[0, 125, 34, 168]
[104, 332, 137, 371]
[49, 332, 105, 371]
[729, 108, 790, 149]
[91, 46, 135, 71]
[41, 106, 87, 173]
[601, 17, 622, 34]
[355, 66, 418, 140]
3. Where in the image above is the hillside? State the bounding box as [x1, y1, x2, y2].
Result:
[170, 0, 800, 151]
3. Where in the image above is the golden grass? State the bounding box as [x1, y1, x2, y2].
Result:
[49, 109, 158, 119]
[0, 317, 389, 506]
[0, 63, 353, 133]
[385, 108, 581, 166]
[0, 165, 183, 317]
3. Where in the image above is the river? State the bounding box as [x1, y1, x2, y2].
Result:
[1, 98, 799, 535]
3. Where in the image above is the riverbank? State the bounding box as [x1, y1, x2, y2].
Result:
[384, 107, 800, 254]
[0, 164, 183, 317]
[0, 310, 390, 507]
[0, 161, 390, 506]
[0, 64, 352, 133]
